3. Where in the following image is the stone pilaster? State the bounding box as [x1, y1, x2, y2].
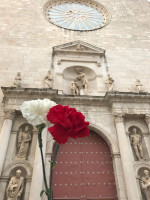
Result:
[29, 127, 48, 200]
[114, 113, 140, 200]
[0, 109, 15, 176]
[145, 113, 150, 132]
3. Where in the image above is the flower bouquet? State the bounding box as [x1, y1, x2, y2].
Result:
[21, 99, 89, 200]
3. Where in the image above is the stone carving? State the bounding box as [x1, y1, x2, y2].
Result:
[44, 70, 53, 88]
[74, 72, 88, 90]
[129, 128, 144, 161]
[12, 72, 21, 88]
[4, 109, 15, 120]
[136, 79, 144, 93]
[105, 74, 114, 91]
[140, 170, 150, 200]
[6, 169, 24, 200]
[15, 125, 32, 160]
[76, 43, 84, 51]
[70, 81, 79, 95]
[114, 113, 124, 123]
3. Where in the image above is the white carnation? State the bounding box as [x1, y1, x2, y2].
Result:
[21, 99, 57, 126]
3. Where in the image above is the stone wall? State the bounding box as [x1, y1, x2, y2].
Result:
[0, 0, 150, 199]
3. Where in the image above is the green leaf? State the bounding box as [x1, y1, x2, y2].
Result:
[40, 190, 45, 197]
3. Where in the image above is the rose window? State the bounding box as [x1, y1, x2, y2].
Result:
[45, 0, 110, 31]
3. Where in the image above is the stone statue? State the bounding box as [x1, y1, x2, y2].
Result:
[44, 70, 53, 88]
[130, 128, 144, 161]
[6, 170, 24, 200]
[136, 79, 144, 93]
[15, 125, 32, 160]
[70, 81, 79, 95]
[105, 74, 114, 91]
[74, 72, 88, 90]
[12, 72, 21, 88]
[140, 170, 150, 200]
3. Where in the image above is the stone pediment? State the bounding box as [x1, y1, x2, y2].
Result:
[53, 40, 105, 55]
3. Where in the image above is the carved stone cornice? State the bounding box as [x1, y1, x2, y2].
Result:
[4, 109, 15, 120]
[145, 113, 150, 125]
[113, 113, 124, 123]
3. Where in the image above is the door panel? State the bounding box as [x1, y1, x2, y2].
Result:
[52, 131, 118, 200]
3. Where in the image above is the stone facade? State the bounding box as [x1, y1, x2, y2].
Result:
[0, 0, 150, 199]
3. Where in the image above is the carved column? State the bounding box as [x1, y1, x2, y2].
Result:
[0, 109, 15, 176]
[114, 114, 140, 200]
[29, 127, 48, 200]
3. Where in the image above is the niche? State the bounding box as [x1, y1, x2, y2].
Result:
[15, 123, 33, 161]
[62, 65, 97, 95]
[128, 126, 149, 161]
[4, 167, 27, 200]
[137, 167, 150, 200]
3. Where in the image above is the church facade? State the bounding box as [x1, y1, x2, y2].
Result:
[0, 0, 150, 200]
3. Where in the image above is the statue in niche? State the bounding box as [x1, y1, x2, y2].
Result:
[140, 169, 150, 200]
[129, 127, 144, 161]
[70, 81, 79, 95]
[12, 72, 21, 88]
[105, 74, 114, 91]
[74, 71, 88, 90]
[15, 125, 32, 160]
[136, 79, 144, 93]
[44, 70, 53, 88]
[6, 169, 24, 200]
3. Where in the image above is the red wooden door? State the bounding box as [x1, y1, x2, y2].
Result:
[52, 131, 118, 200]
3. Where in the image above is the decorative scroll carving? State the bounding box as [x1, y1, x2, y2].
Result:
[105, 74, 114, 91]
[114, 113, 124, 123]
[129, 127, 144, 161]
[12, 72, 21, 88]
[44, 70, 53, 88]
[140, 169, 150, 200]
[6, 169, 24, 200]
[15, 125, 32, 160]
[4, 109, 15, 120]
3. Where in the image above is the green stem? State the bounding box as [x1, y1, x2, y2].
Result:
[37, 124, 50, 199]
[49, 143, 60, 200]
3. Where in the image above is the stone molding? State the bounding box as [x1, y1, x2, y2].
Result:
[2, 87, 150, 111]
[4, 109, 15, 120]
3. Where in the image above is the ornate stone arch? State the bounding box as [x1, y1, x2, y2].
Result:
[2, 160, 32, 177]
[89, 122, 120, 155]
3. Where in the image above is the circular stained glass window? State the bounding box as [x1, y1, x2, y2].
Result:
[45, 0, 110, 31]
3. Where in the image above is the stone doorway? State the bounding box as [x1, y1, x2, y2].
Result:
[52, 131, 118, 200]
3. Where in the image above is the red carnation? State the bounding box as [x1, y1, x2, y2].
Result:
[46, 105, 89, 144]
